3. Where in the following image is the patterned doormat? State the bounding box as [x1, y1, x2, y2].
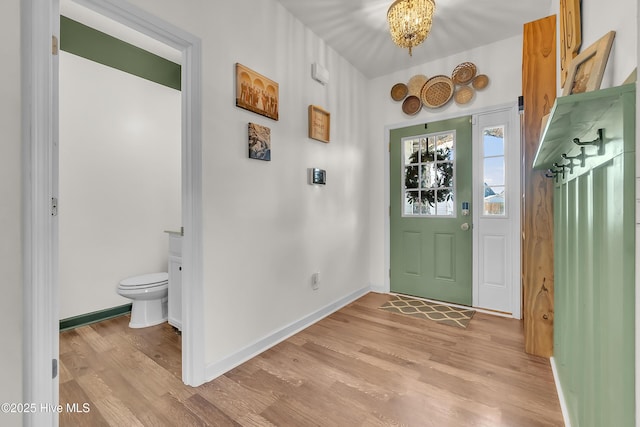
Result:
[379, 295, 475, 329]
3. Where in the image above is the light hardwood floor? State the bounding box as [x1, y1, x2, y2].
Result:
[59, 293, 564, 426]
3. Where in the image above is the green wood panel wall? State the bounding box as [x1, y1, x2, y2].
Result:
[553, 90, 635, 426]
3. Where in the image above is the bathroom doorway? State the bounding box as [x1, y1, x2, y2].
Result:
[58, 1, 182, 337]
[23, 1, 205, 423]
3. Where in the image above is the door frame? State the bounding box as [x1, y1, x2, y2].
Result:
[23, 0, 204, 424]
[383, 102, 521, 318]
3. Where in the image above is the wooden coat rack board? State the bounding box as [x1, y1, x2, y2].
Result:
[521, 15, 557, 358]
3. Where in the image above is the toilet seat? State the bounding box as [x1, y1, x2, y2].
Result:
[119, 272, 168, 289]
[117, 272, 169, 328]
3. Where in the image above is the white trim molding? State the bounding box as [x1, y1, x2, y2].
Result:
[369, 282, 387, 293]
[206, 286, 371, 381]
[550, 356, 572, 427]
[22, 0, 60, 426]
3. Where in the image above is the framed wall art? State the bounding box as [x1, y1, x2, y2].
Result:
[563, 31, 615, 96]
[308, 105, 330, 143]
[236, 63, 279, 121]
[248, 123, 271, 161]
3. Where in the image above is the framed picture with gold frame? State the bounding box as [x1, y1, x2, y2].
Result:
[563, 31, 615, 96]
[236, 63, 279, 121]
[308, 105, 330, 143]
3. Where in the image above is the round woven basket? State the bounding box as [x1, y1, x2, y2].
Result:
[390, 83, 408, 101]
[454, 86, 475, 105]
[451, 62, 477, 85]
[472, 74, 490, 90]
[402, 95, 422, 115]
[407, 74, 428, 97]
[421, 75, 454, 108]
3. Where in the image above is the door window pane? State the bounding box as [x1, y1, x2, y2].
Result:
[485, 186, 505, 215]
[484, 129, 504, 156]
[402, 132, 456, 217]
[405, 166, 419, 188]
[404, 139, 420, 165]
[420, 164, 433, 188]
[435, 191, 455, 216]
[483, 157, 504, 186]
[482, 126, 506, 216]
[404, 191, 419, 215]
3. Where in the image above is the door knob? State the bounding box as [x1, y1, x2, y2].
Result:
[461, 222, 470, 231]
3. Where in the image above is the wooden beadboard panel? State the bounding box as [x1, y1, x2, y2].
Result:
[522, 15, 557, 357]
[544, 86, 636, 426]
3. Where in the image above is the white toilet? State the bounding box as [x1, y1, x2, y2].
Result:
[117, 272, 168, 328]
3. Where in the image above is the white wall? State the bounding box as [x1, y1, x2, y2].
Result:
[367, 35, 525, 292]
[0, 1, 22, 425]
[120, 0, 371, 366]
[581, 0, 637, 89]
[551, 0, 637, 93]
[59, 51, 181, 319]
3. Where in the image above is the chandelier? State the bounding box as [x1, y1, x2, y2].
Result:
[387, 0, 436, 56]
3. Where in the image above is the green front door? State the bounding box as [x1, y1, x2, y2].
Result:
[390, 116, 473, 305]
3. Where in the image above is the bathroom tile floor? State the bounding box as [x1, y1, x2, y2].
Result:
[59, 292, 564, 426]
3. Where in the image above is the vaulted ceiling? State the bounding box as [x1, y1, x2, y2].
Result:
[62, 0, 553, 79]
[276, 0, 553, 78]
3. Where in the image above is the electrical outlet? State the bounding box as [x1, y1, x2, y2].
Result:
[311, 272, 320, 290]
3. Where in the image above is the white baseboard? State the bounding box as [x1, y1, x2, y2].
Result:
[204, 285, 371, 382]
[550, 356, 571, 427]
[369, 282, 388, 293]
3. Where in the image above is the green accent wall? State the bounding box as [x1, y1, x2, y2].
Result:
[60, 16, 181, 91]
[547, 85, 636, 427]
[60, 304, 132, 331]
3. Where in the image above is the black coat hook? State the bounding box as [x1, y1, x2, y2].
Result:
[555, 164, 567, 180]
[561, 146, 587, 169]
[557, 158, 575, 174]
[573, 128, 604, 156]
[545, 168, 562, 182]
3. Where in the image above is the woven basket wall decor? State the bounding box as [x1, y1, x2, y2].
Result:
[451, 62, 477, 85]
[454, 85, 475, 104]
[408, 74, 428, 97]
[402, 95, 422, 115]
[472, 74, 490, 90]
[421, 75, 454, 108]
[391, 83, 408, 101]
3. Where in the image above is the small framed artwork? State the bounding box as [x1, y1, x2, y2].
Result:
[236, 63, 279, 121]
[308, 105, 330, 143]
[248, 123, 271, 161]
[563, 31, 615, 96]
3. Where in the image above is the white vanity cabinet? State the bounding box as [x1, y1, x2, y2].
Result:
[166, 231, 182, 331]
